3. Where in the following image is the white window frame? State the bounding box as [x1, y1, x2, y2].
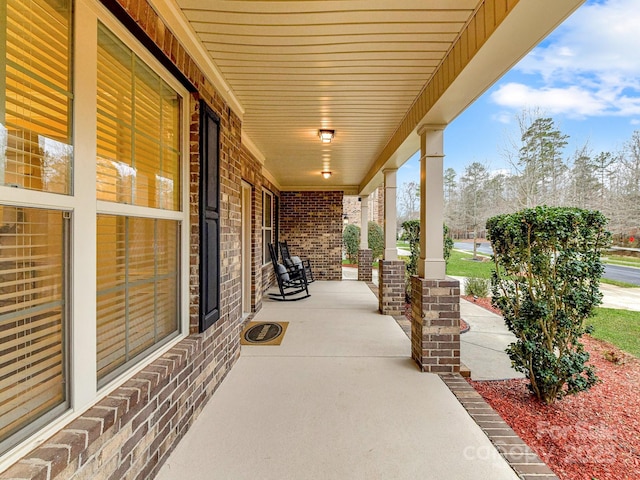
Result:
[0, 0, 190, 468]
[262, 189, 274, 265]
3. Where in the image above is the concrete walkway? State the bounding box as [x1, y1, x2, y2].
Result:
[460, 300, 524, 381]
[600, 282, 640, 311]
[156, 281, 519, 480]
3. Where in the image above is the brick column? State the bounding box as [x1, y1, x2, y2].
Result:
[358, 249, 372, 282]
[411, 276, 460, 373]
[378, 260, 405, 315]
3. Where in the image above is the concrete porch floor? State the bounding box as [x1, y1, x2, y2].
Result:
[156, 281, 519, 480]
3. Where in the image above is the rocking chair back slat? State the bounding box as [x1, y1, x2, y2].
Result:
[268, 243, 310, 301]
[278, 241, 315, 283]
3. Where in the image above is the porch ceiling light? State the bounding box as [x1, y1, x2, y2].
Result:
[318, 129, 335, 143]
[321, 171, 332, 179]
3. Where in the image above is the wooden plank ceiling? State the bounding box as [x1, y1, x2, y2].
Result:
[175, 0, 482, 191]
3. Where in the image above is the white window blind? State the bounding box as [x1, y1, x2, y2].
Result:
[96, 24, 181, 210]
[2, 0, 72, 194]
[96, 216, 179, 383]
[0, 206, 67, 450]
[262, 190, 273, 264]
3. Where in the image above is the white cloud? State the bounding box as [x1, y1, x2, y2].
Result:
[492, 83, 609, 117]
[519, 0, 640, 78]
[491, 0, 640, 119]
[491, 112, 513, 124]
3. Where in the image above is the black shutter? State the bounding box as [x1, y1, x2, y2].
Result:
[199, 102, 220, 332]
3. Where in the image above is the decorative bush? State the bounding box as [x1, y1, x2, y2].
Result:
[487, 206, 611, 404]
[443, 223, 453, 264]
[402, 219, 420, 278]
[367, 221, 384, 261]
[342, 224, 360, 263]
[402, 220, 453, 298]
[464, 277, 489, 297]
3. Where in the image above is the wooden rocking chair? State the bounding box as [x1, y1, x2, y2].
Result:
[268, 243, 310, 301]
[279, 241, 315, 283]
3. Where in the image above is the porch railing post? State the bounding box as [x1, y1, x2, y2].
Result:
[358, 194, 372, 282]
[412, 124, 460, 373]
[379, 169, 404, 315]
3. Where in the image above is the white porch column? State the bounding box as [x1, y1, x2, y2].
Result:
[383, 169, 398, 261]
[418, 124, 446, 279]
[360, 195, 369, 249]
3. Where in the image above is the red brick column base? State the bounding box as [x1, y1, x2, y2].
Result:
[357, 249, 372, 282]
[411, 276, 461, 373]
[378, 260, 405, 315]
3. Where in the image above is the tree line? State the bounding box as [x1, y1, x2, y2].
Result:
[398, 113, 640, 246]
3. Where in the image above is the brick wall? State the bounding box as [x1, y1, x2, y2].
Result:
[280, 191, 343, 281]
[342, 187, 383, 228]
[378, 260, 405, 315]
[373, 187, 384, 225]
[410, 276, 461, 373]
[0, 0, 269, 478]
[342, 196, 360, 227]
[357, 249, 372, 282]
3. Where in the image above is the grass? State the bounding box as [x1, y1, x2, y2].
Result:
[602, 254, 640, 268]
[406, 246, 640, 357]
[396, 241, 410, 249]
[588, 307, 640, 357]
[446, 250, 494, 278]
[446, 250, 639, 288]
[600, 278, 639, 288]
[342, 259, 378, 268]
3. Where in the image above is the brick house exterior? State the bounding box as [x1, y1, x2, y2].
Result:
[280, 191, 344, 281]
[0, 0, 342, 478]
[0, 0, 579, 477]
[342, 188, 384, 228]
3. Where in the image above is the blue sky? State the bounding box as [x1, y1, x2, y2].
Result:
[399, 0, 640, 185]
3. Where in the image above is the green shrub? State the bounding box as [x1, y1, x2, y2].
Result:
[487, 206, 611, 404]
[464, 277, 489, 297]
[401, 220, 453, 299]
[342, 224, 360, 263]
[443, 223, 453, 264]
[402, 220, 420, 277]
[368, 221, 384, 261]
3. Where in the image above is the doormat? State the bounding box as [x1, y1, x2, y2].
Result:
[241, 322, 288, 346]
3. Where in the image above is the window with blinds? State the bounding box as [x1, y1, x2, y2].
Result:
[262, 190, 273, 264]
[1, 0, 72, 194]
[96, 24, 181, 210]
[96, 215, 179, 383]
[0, 206, 68, 452]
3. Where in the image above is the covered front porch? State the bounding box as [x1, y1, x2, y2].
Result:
[156, 281, 534, 480]
[0, 0, 585, 478]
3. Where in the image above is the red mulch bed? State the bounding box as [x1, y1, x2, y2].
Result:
[468, 299, 640, 480]
[462, 294, 502, 314]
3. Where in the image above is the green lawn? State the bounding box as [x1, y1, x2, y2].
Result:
[396, 241, 410, 249]
[600, 278, 639, 288]
[588, 308, 640, 357]
[446, 250, 639, 287]
[446, 250, 493, 278]
[412, 248, 640, 357]
[602, 254, 640, 268]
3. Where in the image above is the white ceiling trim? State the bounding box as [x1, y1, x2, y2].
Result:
[261, 166, 281, 192]
[150, 0, 245, 117]
[241, 131, 265, 165]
